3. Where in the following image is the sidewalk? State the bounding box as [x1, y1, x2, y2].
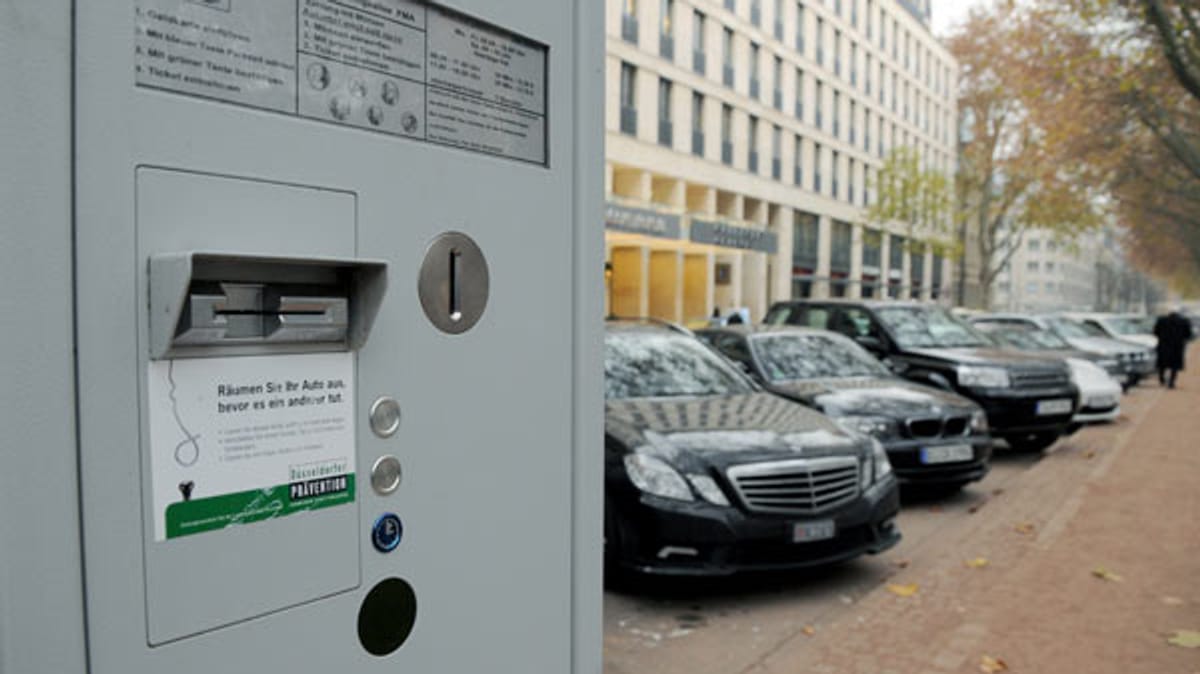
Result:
[750, 345, 1200, 674]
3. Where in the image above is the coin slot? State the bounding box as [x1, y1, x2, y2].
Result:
[449, 248, 462, 322]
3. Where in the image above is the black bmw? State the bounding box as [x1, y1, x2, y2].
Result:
[696, 325, 992, 491]
[604, 320, 901, 577]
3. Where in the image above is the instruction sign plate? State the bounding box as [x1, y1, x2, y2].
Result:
[146, 352, 356, 541]
[135, 0, 548, 165]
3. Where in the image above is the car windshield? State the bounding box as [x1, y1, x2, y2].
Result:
[1046, 317, 1098, 339]
[976, 324, 1070, 351]
[605, 331, 754, 399]
[1105, 317, 1146, 335]
[751, 333, 889, 381]
[874, 306, 992, 349]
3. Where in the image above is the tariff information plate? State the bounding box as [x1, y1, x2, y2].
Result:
[135, 0, 548, 165]
[146, 353, 356, 541]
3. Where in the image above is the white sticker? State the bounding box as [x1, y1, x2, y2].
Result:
[134, 0, 548, 165]
[146, 352, 356, 541]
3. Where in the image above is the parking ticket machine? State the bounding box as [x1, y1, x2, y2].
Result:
[0, 1, 602, 672]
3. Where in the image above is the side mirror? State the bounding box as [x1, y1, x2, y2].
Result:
[855, 335, 885, 354]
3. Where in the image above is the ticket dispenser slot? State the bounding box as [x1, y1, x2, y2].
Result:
[142, 252, 385, 645]
[149, 253, 386, 359]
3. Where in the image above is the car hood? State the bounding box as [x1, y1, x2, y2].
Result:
[903, 346, 1062, 367]
[766, 376, 979, 419]
[1118, 334, 1157, 349]
[1063, 336, 1145, 355]
[1067, 359, 1123, 397]
[605, 392, 867, 471]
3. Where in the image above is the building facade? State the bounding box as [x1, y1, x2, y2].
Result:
[605, 0, 958, 322]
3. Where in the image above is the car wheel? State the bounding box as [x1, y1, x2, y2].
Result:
[1005, 432, 1059, 453]
[603, 500, 627, 587]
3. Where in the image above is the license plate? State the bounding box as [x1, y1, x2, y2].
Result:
[792, 520, 836, 543]
[1036, 399, 1073, 416]
[920, 443, 973, 464]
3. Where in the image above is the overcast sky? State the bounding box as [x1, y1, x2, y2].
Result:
[930, 0, 984, 37]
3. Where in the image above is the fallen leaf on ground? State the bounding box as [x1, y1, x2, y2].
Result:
[965, 557, 989, 568]
[929, 505, 943, 513]
[1014, 522, 1036, 535]
[992, 488, 1005, 497]
[979, 655, 1009, 672]
[968, 502, 984, 514]
[892, 559, 911, 569]
[1167, 630, 1200, 648]
[1162, 596, 1186, 606]
[801, 625, 816, 636]
[887, 583, 919, 597]
[1091, 567, 1124, 582]
[1083, 449, 1097, 459]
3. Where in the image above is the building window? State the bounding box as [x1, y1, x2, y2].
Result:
[723, 27, 735, 87]
[813, 142, 823, 193]
[622, 0, 639, 43]
[1028, 238, 1040, 251]
[816, 17, 824, 65]
[863, 108, 870, 151]
[660, 0, 675, 60]
[751, 0, 762, 25]
[1027, 260, 1039, 273]
[794, 135, 804, 185]
[795, 68, 804, 120]
[692, 11, 706, 74]
[750, 42, 761, 98]
[848, 100, 856, 144]
[815, 79, 823, 129]
[691, 92, 705, 156]
[796, 2, 805, 52]
[721, 104, 734, 164]
[831, 219, 852, 273]
[834, 30, 842, 77]
[657, 78, 673, 147]
[772, 125, 782, 179]
[848, 157, 855, 203]
[1045, 261, 1055, 273]
[832, 90, 840, 137]
[725, 0, 735, 11]
[773, 56, 784, 109]
[865, 53, 872, 94]
[863, 227, 882, 273]
[620, 62, 637, 135]
[793, 210, 821, 270]
[1027, 281, 1038, 295]
[748, 115, 760, 172]
[850, 42, 857, 86]
[774, 0, 784, 38]
[831, 149, 840, 197]
[910, 243, 925, 298]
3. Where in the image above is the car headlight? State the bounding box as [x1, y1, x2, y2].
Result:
[686, 474, 730, 506]
[624, 454, 694, 501]
[956, 365, 1010, 388]
[834, 415, 895, 439]
[861, 438, 892, 488]
[969, 410, 989, 434]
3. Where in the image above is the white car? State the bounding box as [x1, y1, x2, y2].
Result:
[1067, 358, 1121, 426]
[1060, 312, 1158, 350]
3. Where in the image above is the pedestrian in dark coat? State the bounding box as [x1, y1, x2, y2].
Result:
[1153, 309, 1194, 388]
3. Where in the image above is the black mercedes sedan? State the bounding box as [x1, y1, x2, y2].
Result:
[604, 320, 901, 577]
[697, 326, 992, 491]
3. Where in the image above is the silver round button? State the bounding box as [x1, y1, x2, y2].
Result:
[369, 397, 402, 438]
[371, 455, 403, 495]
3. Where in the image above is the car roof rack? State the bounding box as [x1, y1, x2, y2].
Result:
[605, 315, 694, 335]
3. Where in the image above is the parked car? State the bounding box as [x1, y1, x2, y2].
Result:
[972, 322, 1121, 428]
[695, 325, 992, 491]
[971, 314, 1154, 389]
[1060, 312, 1158, 350]
[604, 319, 901, 577]
[764, 301, 1079, 453]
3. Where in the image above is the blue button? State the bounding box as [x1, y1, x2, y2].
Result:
[372, 513, 404, 553]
